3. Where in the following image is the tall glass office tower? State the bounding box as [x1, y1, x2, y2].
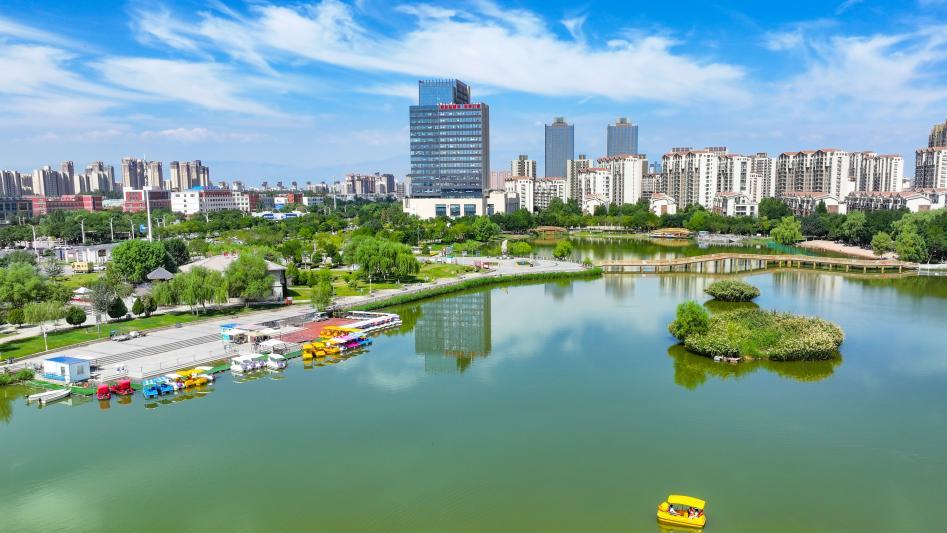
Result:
[544, 117, 574, 177]
[607, 117, 639, 156]
[409, 79, 489, 198]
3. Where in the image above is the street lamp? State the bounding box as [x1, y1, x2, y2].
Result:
[109, 216, 115, 242]
[78, 217, 86, 245]
[28, 224, 37, 257]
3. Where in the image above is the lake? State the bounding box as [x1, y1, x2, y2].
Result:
[1, 254, 945, 531]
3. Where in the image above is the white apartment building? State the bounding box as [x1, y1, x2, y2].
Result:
[915, 147, 947, 189]
[171, 189, 235, 215]
[930, 118, 947, 148]
[566, 155, 592, 200]
[511, 155, 537, 179]
[662, 150, 719, 209]
[505, 176, 534, 212]
[751, 153, 777, 201]
[850, 152, 903, 192]
[575, 168, 614, 204]
[712, 192, 758, 217]
[775, 150, 853, 199]
[780, 192, 846, 216]
[0, 170, 24, 197]
[717, 154, 754, 196]
[533, 177, 567, 211]
[597, 154, 647, 205]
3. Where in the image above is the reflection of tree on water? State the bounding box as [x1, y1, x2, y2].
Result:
[544, 279, 573, 301]
[667, 345, 840, 390]
[702, 299, 759, 314]
[604, 275, 634, 300]
[411, 290, 492, 374]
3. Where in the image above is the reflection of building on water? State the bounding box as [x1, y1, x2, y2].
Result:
[415, 291, 492, 374]
[771, 270, 844, 300]
[604, 274, 635, 300]
[658, 275, 714, 297]
[544, 279, 573, 301]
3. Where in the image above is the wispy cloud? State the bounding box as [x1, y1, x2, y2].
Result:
[132, 0, 749, 104]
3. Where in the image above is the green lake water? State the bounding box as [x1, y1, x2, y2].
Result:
[2, 247, 946, 532]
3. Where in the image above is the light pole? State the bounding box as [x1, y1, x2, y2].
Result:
[109, 217, 115, 242]
[130, 220, 135, 239]
[144, 186, 154, 241]
[28, 224, 37, 257]
[79, 218, 86, 245]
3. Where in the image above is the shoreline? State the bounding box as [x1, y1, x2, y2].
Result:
[797, 240, 892, 260]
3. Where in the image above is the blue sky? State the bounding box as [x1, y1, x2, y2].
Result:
[1, 0, 946, 184]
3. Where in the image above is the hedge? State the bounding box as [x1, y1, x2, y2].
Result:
[704, 280, 760, 302]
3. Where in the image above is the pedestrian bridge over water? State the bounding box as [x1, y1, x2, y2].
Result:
[598, 253, 918, 275]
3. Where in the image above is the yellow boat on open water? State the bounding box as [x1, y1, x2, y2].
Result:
[657, 494, 706, 529]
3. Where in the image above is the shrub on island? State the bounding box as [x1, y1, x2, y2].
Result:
[669, 303, 843, 361]
[704, 280, 760, 302]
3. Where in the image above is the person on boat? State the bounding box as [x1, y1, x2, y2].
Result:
[668, 505, 679, 516]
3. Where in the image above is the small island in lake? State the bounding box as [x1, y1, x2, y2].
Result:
[704, 280, 760, 302]
[669, 302, 844, 361]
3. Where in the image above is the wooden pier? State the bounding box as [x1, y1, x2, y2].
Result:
[598, 253, 918, 275]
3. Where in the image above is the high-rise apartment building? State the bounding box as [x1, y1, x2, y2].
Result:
[915, 147, 947, 189]
[121, 157, 146, 190]
[534, 178, 568, 211]
[597, 154, 647, 205]
[717, 154, 753, 195]
[404, 79, 490, 219]
[849, 152, 903, 192]
[566, 155, 592, 200]
[544, 117, 574, 178]
[929, 118, 947, 148]
[505, 176, 534, 212]
[169, 160, 209, 190]
[0, 170, 24, 197]
[662, 150, 719, 209]
[751, 153, 776, 201]
[32, 166, 72, 197]
[84, 161, 115, 193]
[775, 150, 852, 199]
[488, 170, 511, 191]
[607, 117, 638, 156]
[146, 161, 164, 189]
[511, 155, 537, 178]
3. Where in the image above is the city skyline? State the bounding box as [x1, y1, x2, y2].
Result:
[1, 1, 947, 183]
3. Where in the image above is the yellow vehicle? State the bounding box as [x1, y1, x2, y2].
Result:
[302, 340, 341, 359]
[657, 495, 706, 529]
[175, 368, 209, 388]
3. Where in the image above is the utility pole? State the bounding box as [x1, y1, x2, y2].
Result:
[130, 220, 135, 239]
[109, 217, 115, 242]
[79, 218, 86, 245]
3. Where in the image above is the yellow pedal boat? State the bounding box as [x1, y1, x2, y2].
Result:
[657, 494, 706, 529]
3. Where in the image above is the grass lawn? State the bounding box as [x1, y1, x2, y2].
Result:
[0, 306, 263, 361]
[59, 273, 101, 290]
[419, 262, 474, 279]
[320, 262, 476, 297]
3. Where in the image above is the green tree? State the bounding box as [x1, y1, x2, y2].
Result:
[871, 231, 895, 256]
[508, 241, 532, 256]
[472, 216, 501, 242]
[668, 301, 710, 342]
[225, 254, 275, 303]
[895, 225, 928, 263]
[88, 273, 131, 333]
[161, 239, 190, 269]
[309, 268, 334, 311]
[770, 216, 804, 244]
[41, 257, 64, 278]
[141, 294, 158, 316]
[65, 305, 87, 327]
[553, 240, 573, 260]
[0, 249, 37, 267]
[107, 298, 128, 319]
[132, 297, 145, 316]
[759, 198, 792, 220]
[110, 239, 172, 283]
[839, 211, 868, 244]
[0, 263, 52, 308]
[6, 307, 24, 327]
[24, 301, 66, 351]
[685, 210, 711, 232]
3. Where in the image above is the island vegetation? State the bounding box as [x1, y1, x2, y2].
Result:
[704, 280, 760, 302]
[669, 301, 844, 361]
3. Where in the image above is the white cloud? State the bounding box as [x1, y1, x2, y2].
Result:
[133, 0, 749, 104]
[768, 26, 947, 116]
[93, 58, 280, 116]
[141, 127, 266, 142]
[357, 83, 417, 100]
[836, 0, 864, 14]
